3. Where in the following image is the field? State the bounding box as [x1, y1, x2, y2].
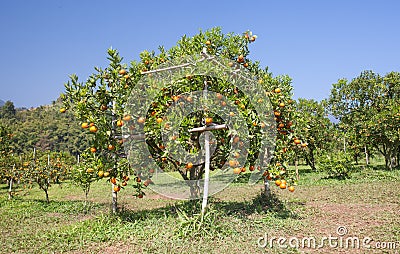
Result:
[1, 162, 399, 254]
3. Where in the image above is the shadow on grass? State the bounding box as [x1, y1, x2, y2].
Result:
[117, 190, 301, 223]
[367, 164, 400, 171]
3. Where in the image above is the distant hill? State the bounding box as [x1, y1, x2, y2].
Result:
[0, 99, 4, 107]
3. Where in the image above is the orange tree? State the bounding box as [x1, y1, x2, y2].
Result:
[329, 71, 400, 169]
[294, 98, 333, 170]
[0, 123, 20, 198]
[23, 151, 72, 203]
[62, 27, 299, 211]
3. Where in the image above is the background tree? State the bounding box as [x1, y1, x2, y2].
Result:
[23, 150, 72, 203]
[329, 70, 400, 169]
[295, 98, 333, 170]
[0, 101, 16, 119]
[0, 102, 89, 155]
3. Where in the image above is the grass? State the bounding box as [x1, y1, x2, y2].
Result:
[1, 163, 399, 253]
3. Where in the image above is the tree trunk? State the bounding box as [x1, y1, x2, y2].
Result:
[305, 152, 316, 171]
[45, 189, 49, 203]
[8, 177, 13, 200]
[364, 145, 369, 165]
[112, 183, 118, 213]
[111, 100, 118, 213]
[264, 178, 270, 198]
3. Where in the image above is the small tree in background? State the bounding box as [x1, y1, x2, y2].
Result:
[329, 71, 400, 170]
[295, 99, 333, 171]
[24, 150, 72, 203]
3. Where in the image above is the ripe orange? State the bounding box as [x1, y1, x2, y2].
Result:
[249, 165, 255, 171]
[136, 177, 141, 183]
[86, 168, 94, 173]
[221, 101, 227, 106]
[243, 62, 249, 68]
[98, 170, 104, 178]
[216, 93, 223, 99]
[123, 115, 132, 121]
[281, 179, 287, 185]
[294, 139, 301, 145]
[229, 112, 235, 117]
[138, 117, 145, 124]
[241, 167, 246, 173]
[252, 122, 258, 127]
[250, 35, 257, 42]
[110, 177, 117, 184]
[119, 69, 127, 75]
[233, 167, 242, 174]
[279, 182, 287, 189]
[122, 181, 127, 186]
[274, 88, 281, 93]
[138, 193, 144, 198]
[233, 136, 240, 143]
[288, 186, 295, 192]
[275, 179, 282, 186]
[103, 171, 110, 177]
[279, 102, 285, 108]
[108, 144, 115, 150]
[60, 108, 66, 113]
[89, 125, 98, 133]
[237, 55, 244, 63]
[81, 122, 89, 129]
[228, 62, 234, 67]
[90, 147, 97, 153]
[113, 185, 121, 192]
[156, 118, 163, 124]
[117, 120, 124, 127]
[205, 40, 211, 45]
[186, 162, 193, 169]
[274, 111, 281, 117]
[205, 117, 213, 125]
[100, 105, 108, 111]
[144, 179, 151, 187]
[301, 143, 308, 148]
[229, 160, 237, 167]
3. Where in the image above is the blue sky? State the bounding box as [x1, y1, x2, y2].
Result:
[1, 0, 399, 108]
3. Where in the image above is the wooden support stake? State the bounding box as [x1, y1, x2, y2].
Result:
[189, 124, 227, 133]
[201, 131, 210, 216]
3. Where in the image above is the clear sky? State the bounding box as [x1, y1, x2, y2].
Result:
[1, 0, 399, 108]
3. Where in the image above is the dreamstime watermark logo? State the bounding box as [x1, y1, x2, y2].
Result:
[122, 50, 276, 199]
[257, 226, 399, 251]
